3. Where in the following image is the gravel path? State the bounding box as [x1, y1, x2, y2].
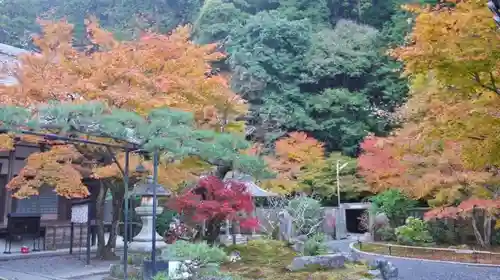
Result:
[326, 239, 500, 280]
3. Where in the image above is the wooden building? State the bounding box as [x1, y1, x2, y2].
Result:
[0, 143, 77, 226]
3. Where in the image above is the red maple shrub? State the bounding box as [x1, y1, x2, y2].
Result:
[169, 176, 258, 243]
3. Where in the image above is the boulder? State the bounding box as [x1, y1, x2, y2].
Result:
[369, 259, 398, 280]
[368, 269, 381, 278]
[290, 235, 308, 253]
[374, 213, 389, 228]
[287, 253, 346, 271]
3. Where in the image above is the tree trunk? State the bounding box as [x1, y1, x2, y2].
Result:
[96, 181, 109, 259]
[471, 210, 488, 248]
[483, 213, 492, 248]
[213, 165, 231, 180]
[204, 218, 223, 245]
[104, 184, 124, 259]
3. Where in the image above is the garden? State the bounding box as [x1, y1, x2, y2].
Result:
[108, 190, 397, 280]
[0, 1, 498, 279]
[354, 189, 500, 265]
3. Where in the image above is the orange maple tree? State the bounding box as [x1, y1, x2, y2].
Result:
[358, 133, 493, 203]
[7, 145, 90, 198]
[0, 18, 246, 198]
[249, 131, 325, 194]
[0, 18, 249, 259]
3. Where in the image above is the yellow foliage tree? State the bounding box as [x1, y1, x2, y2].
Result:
[373, 0, 500, 209]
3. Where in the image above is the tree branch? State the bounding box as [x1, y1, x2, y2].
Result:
[471, 72, 500, 95]
[106, 146, 126, 177]
[489, 72, 498, 94]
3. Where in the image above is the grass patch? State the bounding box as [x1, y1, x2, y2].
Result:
[355, 242, 500, 265]
[222, 239, 369, 280]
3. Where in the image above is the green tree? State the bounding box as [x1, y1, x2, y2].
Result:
[0, 0, 52, 48]
[193, 0, 248, 44]
[278, 0, 330, 25]
[370, 189, 417, 227]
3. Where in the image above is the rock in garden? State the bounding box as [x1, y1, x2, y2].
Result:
[370, 259, 398, 280]
[229, 251, 241, 262]
[374, 213, 389, 227]
[368, 269, 381, 278]
[287, 254, 346, 271]
[290, 235, 308, 253]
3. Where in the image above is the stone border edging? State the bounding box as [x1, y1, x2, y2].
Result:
[349, 242, 500, 268]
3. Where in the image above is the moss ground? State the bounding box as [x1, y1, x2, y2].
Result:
[222, 239, 370, 280]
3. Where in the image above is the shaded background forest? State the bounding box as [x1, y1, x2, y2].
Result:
[0, 0, 438, 201]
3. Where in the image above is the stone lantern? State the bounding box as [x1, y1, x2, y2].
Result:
[128, 175, 171, 253]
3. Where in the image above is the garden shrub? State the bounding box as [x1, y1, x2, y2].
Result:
[286, 196, 323, 236]
[369, 189, 417, 227]
[375, 226, 396, 242]
[427, 220, 457, 245]
[303, 233, 328, 256]
[493, 229, 500, 246]
[161, 240, 228, 266]
[156, 209, 178, 237]
[395, 217, 433, 246]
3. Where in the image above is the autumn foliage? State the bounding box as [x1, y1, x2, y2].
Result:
[357, 135, 406, 193]
[358, 134, 494, 203]
[357, 0, 500, 248]
[0, 18, 247, 198]
[7, 145, 90, 198]
[390, 0, 500, 169]
[169, 176, 258, 242]
[0, 18, 246, 125]
[252, 132, 325, 194]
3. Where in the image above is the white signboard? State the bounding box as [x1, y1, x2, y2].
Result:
[71, 204, 89, 224]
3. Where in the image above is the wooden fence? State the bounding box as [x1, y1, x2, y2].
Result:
[357, 241, 500, 265]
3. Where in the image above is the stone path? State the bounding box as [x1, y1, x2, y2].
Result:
[326, 239, 500, 280]
[0, 255, 114, 280]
